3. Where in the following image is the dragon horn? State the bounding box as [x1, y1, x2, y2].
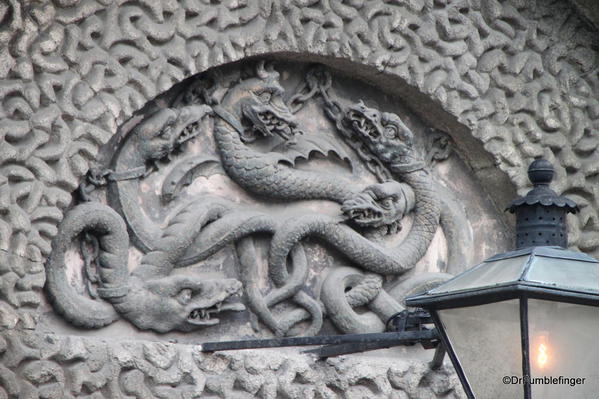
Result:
[46, 203, 129, 329]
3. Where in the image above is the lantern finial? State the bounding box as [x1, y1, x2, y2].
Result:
[527, 158, 554, 185]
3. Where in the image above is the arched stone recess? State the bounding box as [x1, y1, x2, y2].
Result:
[2, 0, 598, 332]
[34, 57, 512, 340]
[0, 0, 599, 396]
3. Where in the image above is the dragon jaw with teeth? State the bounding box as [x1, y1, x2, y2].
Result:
[241, 99, 300, 142]
[108, 104, 214, 253]
[135, 105, 211, 163]
[114, 274, 246, 332]
[46, 196, 247, 333]
[342, 101, 425, 172]
[341, 181, 415, 235]
[234, 64, 301, 143]
[212, 62, 356, 203]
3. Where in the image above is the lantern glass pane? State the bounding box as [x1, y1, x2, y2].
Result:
[528, 299, 599, 398]
[526, 257, 599, 293]
[429, 256, 526, 295]
[438, 299, 522, 399]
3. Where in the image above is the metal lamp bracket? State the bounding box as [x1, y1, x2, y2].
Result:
[199, 309, 446, 368]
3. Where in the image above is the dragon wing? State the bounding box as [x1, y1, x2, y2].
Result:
[162, 135, 354, 202]
[273, 135, 353, 169]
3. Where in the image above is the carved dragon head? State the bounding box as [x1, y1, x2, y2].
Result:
[133, 104, 212, 162]
[341, 181, 415, 234]
[342, 101, 424, 172]
[221, 61, 301, 143]
[116, 275, 245, 333]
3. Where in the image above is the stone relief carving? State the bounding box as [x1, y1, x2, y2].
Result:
[2, 0, 596, 396]
[46, 200, 246, 332]
[45, 61, 464, 335]
[1, 0, 597, 336]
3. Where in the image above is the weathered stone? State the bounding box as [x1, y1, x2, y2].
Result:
[56, 336, 88, 362]
[0, 302, 19, 330]
[143, 342, 177, 370]
[40, 60, 504, 340]
[1, 0, 599, 397]
[22, 360, 65, 385]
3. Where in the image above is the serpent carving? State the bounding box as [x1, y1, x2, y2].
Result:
[47, 62, 461, 335]
[107, 104, 213, 252]
[212, 63, 355, 203]
[46, 200, 245, 332]
[267, 101, 441, 277]
[182, 65, 440, 279]
[206, 65, 445, 334]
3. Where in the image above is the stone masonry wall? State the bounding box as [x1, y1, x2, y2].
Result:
[1, 0, 599, 397]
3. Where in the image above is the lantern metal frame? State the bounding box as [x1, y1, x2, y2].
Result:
[406, 246, 599, 399]
[405, 159, 597, 399]
[409, 246, 599, 310]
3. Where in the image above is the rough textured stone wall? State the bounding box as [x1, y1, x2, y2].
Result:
[1, 331, 461, 398]
[1, 0, 599, 397]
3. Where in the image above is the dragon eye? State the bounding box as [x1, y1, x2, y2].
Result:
[381, 197, 394, 209]
[177, 289, 192, 304]
[384, 125, 397, 138]
[158, 122, 174, 139]
[258, 91, 272, 103]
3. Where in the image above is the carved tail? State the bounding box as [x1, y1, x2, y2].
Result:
[45, 203, 129, 328]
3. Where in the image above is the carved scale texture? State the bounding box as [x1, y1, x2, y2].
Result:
[0, 0, 598, 396]
[214, 124, 355, 202]
[267, 169, 439, 276]
[388, 168, 441, 271]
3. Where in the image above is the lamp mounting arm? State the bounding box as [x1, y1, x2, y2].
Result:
[199, 309, 445, 365]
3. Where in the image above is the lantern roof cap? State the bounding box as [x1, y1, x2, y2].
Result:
[506, 159, 578, 213]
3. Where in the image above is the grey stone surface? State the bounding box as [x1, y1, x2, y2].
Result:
[0, 330, 465, 398]
[38, 61, 508, 342]
[569, 0, 599, 32]
[1, 0, 599, 397]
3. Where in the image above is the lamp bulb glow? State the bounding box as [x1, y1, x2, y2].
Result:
[535, 334, 550, 369]
[537, 343, 548, 368]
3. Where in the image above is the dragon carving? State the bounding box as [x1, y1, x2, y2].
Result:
[268, 101, 441, 278]
[46, 200, 245, 333]
[47, 107, 248, 333]
[46, 62, 460, 335]
[212, 63, 355, 203]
